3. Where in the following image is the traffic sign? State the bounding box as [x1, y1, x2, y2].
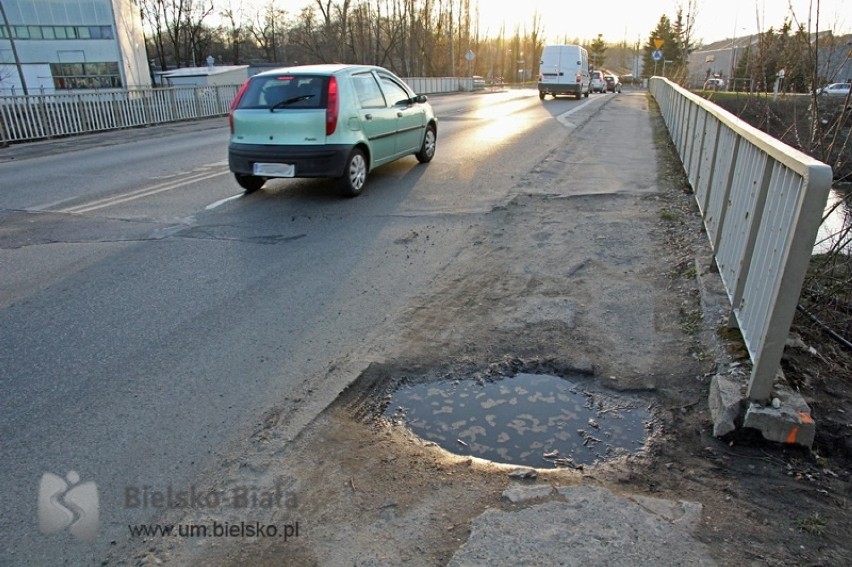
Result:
[653, 38, 664, 49]
[652, 50, 663, 62]
[465, 50, 475, 62]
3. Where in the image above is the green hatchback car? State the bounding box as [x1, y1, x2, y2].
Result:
[228, 64, 438, 197]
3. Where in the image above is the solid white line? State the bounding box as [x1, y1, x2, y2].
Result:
[61, 170, 228, 214]
[556, 94, 608, 129]
[205, 193, 244, 210]
[29, 195, 81, 211]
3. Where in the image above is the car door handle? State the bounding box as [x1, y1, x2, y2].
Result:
[364, 114, 373, 120]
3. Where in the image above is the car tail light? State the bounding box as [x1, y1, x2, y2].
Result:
[326, 76, 339, 136]
[575, 72, 582, 83]
[229, 79, 251, 134]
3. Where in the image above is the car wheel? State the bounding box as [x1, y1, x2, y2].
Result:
[235, 173, 265, 194]
[415, 124, 437, 164]
[339, 148, 368, 197]
[539, 91, 545, 100]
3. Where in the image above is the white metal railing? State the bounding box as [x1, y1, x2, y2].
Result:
[0, 77, 471, 145]
[649, 77, 833, 402]
[0, 85, 240, 144]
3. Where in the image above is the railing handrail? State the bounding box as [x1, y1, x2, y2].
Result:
[649, 76, 833, 403]
[657, 82, 830, 176]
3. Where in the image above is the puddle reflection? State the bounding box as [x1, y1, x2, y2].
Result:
[385, 373, 653, 468]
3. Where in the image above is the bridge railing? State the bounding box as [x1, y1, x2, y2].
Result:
[649, 77, 833, 401]
[0, 77, 470, 145]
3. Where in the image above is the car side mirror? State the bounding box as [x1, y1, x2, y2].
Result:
[413, 94, 428, 104]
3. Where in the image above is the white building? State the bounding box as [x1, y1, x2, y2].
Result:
[0, 0, 150, 95]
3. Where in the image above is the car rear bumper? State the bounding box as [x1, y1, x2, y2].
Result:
[228, 143, 352, 178]
[538, 82, 582, 95]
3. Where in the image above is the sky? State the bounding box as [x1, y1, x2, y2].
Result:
[250, 0, 849, 45]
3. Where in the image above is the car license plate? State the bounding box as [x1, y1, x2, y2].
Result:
[253, 163, 295, 177]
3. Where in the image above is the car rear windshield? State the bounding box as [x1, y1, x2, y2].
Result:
[236, 74, 329, 110]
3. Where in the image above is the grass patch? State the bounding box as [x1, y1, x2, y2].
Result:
[796, 512, 827, 536]
[680, 308, 704, 335]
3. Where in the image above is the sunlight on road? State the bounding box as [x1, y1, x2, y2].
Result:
[467, 90, 545, 146]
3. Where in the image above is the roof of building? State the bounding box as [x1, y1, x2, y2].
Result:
[159, 65, 249, 78]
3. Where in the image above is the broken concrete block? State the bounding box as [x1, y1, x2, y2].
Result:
[708, 373, 745, 437]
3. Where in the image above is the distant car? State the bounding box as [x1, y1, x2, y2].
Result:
[703, 78, 725, 91]
[590, 70, 606, 93]
[228, 64, 437, 197]
[472, 75, 486, 90]
[816, 83, 851, 97]
[604, 74, 622, 93]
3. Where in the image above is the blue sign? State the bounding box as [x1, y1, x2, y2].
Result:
[652, 50, 663, 61]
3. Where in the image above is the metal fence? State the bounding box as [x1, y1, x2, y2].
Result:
[0, 77, 472, 145]
[649, 77, 833, 402]
[0, 86, 240, 144]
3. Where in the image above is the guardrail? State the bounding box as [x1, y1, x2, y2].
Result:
[649, 77, 833, 401]
[0, 77, 472, 145]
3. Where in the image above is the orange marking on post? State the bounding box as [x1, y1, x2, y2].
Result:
[798, 412, 814, 424]
[786, 426, 799, 444]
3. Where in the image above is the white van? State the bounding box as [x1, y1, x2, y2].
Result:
[538, 45, 590, 100]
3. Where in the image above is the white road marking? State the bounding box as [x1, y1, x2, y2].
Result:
[556, 94, 609, 129]
[205, 193, 244, 210]
[59, 169, 228, 214]
[29, 195, 81, 211]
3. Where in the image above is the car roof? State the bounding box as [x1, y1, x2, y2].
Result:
[252, 64, 388, 77]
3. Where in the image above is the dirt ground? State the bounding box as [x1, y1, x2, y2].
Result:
[117, 99, 852, 566]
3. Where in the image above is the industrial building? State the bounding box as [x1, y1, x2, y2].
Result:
[0, 0, 150, 95]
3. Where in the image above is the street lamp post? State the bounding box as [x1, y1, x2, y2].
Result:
[518, 52, 524, 83]
[0, 0, 28, 95]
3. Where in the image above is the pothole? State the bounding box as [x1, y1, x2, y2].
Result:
[384, 372, 656, 469]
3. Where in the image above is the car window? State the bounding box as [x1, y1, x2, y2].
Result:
[352, 72, 386, 108]
[237, 75, 326, 110]
[378, 74, 412, 106]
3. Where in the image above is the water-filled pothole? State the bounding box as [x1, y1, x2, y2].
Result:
[384, 373, 654, 468]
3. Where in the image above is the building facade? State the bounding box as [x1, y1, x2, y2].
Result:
[0, 0, 150, 95]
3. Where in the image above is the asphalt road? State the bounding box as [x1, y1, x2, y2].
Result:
[0, 88, 614, 564]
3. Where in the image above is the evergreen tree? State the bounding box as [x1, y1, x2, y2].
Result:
[589, 34, 606, 69]
[643, 15, 675, 78]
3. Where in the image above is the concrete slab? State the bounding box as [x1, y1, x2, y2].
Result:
[628, 494, 704, 533]
[501, 485, 555, 504]
[743, 381, 815, 447]
[449, 486, 717, 566]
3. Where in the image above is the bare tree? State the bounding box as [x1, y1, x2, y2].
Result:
[249, 1, 289, 63]
[141, 0, 215, 68]
[219, 1, 249, 64]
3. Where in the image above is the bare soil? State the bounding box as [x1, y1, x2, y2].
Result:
[117, 97, 852, 566]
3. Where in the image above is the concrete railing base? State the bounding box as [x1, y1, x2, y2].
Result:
[709, 371, 815, 448]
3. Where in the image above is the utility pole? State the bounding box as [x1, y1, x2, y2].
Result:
[0, 0, 28, 95]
